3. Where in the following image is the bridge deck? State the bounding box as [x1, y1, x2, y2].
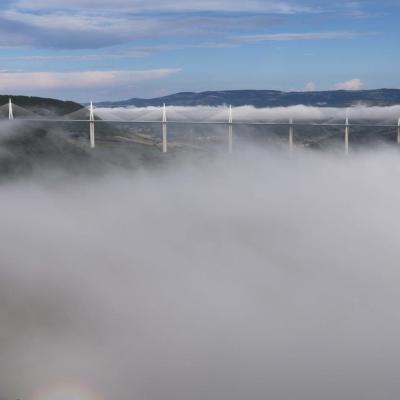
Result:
[3, 119, 399, 128]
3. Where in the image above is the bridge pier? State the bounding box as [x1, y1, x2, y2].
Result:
[397, 117, 400, 145]
[228, 105, 233, 154]
[8, 98, 13, 120]
[3, 99, 400, 154]
[162, 103, 168, 153]
[89, 101, 95, 148]
[289, 117, 294, 151]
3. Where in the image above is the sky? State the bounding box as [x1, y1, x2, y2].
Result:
[0, 0, 399, 101]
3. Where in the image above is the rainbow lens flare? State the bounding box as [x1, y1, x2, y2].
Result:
[33, 382, 101, 400]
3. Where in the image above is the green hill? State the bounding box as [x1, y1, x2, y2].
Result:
[0, 95, 82, 116]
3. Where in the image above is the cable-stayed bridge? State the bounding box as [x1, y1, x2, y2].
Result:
[2, 98, 400, 154]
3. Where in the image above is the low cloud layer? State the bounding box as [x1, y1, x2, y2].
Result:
[95, 104, 400, 122]
[2, 146, 400, 400]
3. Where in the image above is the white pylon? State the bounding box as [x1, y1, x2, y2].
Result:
[228, 105, 233, 154]
[8, 98, 14, 120]
[397, 117, 400, 145]
[89, 101, 95, 149]
[162, 103, 167, 153]
[289, 117, 294, 151]
[345, 113, 350, 155]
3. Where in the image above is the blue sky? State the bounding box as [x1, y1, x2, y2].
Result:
[0, 0, 398, 101]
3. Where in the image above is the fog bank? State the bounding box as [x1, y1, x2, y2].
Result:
[95, 104, 400, 122]
[2, 147, 400, 400]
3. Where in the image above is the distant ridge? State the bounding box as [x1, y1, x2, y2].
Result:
[97, 89, 400, 108]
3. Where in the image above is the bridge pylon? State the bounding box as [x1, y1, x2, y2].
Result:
[89, 101, 95, 148]
[8, 98, 14, 120]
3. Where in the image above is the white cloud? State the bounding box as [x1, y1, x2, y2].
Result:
[303, 82, 317, 91]
[236, 31, 365, 42]
[0, 2, 367, 50]
[0, 9, 285, 49]
[0, 69, 181, 91]
[13, 0, 313, 14]
[335, 79, 364, 91]
[1, 9, 165, 40]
